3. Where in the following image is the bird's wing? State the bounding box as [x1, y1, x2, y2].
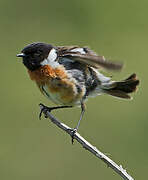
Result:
[56, 46, 123, 71]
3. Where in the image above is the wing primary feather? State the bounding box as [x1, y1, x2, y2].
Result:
[60, 53, 123, 71]
[57, 46, 123, 71]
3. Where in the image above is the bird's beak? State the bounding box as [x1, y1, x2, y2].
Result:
[16, 53, 26, 57]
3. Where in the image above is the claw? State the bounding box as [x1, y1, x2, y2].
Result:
[39, 108, 44, 120]
[39, 103, 52, 120]
[39, 103, 73, 120]
[69, 128, 77, 144]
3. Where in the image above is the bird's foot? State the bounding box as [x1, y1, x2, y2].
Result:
[39, 103, 73, 120]
[39, 103, 53, 120]
[67, 128, 77, 144]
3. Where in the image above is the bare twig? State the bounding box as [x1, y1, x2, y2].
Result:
[39, 104, 134, 180]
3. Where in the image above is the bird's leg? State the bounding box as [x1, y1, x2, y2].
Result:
[39, 103, 72, 120]
[71, 101, 86, 144]
[75, 102, 86, 131]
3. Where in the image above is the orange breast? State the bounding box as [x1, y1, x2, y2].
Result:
[28, 65, 84, 105]
[28, 65, 68, 84]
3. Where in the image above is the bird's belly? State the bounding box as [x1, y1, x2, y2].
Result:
[41, 85, 63, 105]
[40, 79, 85, 106]
[28, 64, 86, 105]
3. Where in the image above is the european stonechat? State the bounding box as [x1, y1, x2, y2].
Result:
[17, 42, 139, 132]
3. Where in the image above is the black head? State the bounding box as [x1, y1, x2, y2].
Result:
[17, 42, 53, 71]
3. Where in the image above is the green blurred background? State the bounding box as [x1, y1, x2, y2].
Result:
[0, 0, 146, 179]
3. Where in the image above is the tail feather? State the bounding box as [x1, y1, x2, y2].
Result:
[104, 73, 140, 99]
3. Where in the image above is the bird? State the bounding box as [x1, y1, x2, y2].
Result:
[17, 42, 139, 135]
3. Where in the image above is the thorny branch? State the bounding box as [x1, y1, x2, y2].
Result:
[39, 104, 134, 180]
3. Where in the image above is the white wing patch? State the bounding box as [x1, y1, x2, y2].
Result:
[40, 48, 59, 68]
[91, 67, 111, 83]
[70, 48, 86, 54]
[97, 71, 111, 83]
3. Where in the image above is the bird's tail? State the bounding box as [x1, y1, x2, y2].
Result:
[103, 73, 140, 99]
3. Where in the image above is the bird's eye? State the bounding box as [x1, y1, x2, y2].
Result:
[34, 52, 40, 57]
[34, 50, 43, 57]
